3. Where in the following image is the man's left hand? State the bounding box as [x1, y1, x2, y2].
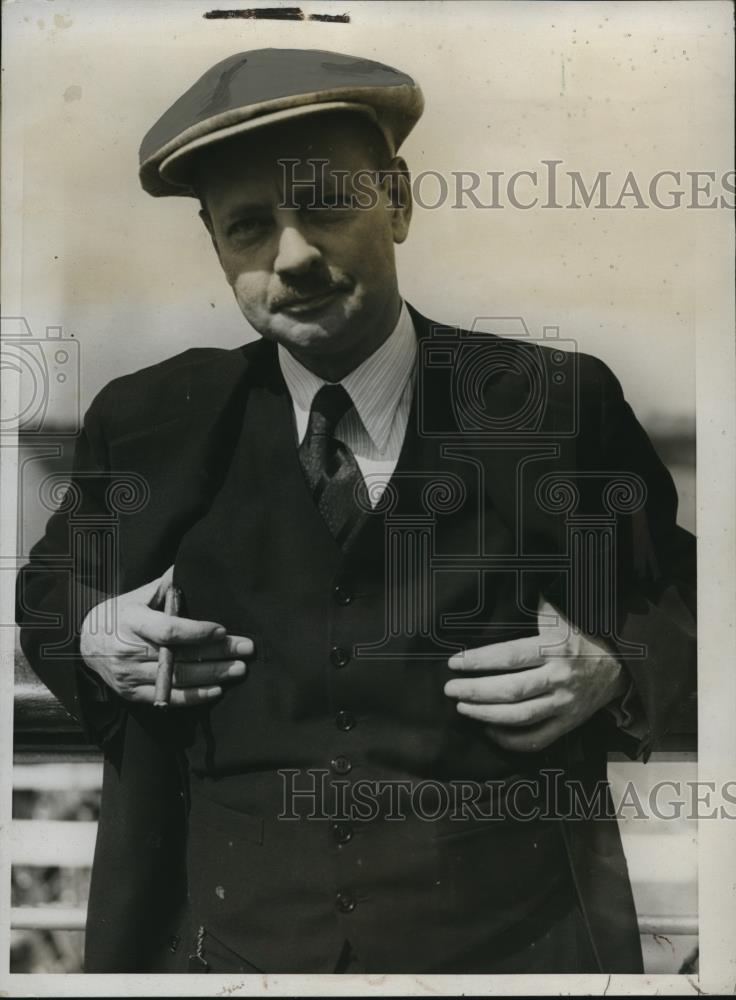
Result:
[443, 597, 628, 752]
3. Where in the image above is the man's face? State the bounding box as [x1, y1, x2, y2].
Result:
[197, 114, 411, 369]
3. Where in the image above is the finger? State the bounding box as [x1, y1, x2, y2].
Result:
[175, 635, 255, 662]
[151, 565, 176, 609]
[130, 684, 224, 707]
[537, 595, 563, 624]
[485, 718, 565, 753]
[88, 659, 162, 690]
[172, 660, 247, 687]
[124, 635, 253, 664]
[448, 635, 547, 672]
[114, 659, 245, 688]
[131, 606, 226, 646]
[455, 694, 559, 727]
[444, 664, 553, 704]
[125, 566, 175, 610]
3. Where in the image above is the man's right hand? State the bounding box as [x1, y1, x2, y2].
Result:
[79, 566, 253, 707]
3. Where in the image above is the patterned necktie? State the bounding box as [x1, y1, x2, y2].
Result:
[298, 384, 365, 549]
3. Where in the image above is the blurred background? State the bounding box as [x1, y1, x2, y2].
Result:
[5, 0, 732, 976]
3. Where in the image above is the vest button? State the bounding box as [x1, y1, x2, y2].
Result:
[331, 822, 353, 845]
[335, 890, 356, 913]
[333, 584, 353, 606]
[330, 645, 351, 668]
[330, 755, 352, 775]
[335, 710, 356, 731]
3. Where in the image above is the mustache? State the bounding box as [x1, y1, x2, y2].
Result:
[269, 278, 353, 312]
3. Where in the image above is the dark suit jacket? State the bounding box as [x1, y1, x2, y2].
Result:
[16, 306, 696, 972]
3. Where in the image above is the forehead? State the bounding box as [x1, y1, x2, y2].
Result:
[196, 114, 382, 206]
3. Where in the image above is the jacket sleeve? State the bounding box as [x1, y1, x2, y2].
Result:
[588, 358, 697, 760]
[15, 388, 128, 748]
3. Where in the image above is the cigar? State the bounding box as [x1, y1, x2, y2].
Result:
[153, 583, 182, 709]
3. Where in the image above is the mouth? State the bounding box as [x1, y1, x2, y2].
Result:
[275, 287, 345, 317]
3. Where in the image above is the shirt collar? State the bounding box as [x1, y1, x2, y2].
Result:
[278, 300, 417, 454]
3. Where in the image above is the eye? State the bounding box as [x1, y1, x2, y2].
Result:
[226, 216, 271, 240]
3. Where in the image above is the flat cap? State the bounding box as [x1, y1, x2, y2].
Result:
[139, 47, 424, 197]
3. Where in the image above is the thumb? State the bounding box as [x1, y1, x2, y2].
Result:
[125, 566, 175, 609]
[537, 594, 565, 633]
[150, 565, 175, 608]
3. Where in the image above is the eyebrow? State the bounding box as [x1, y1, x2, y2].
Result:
[221, 183, 349, 225]
[222, 201, 273, 223]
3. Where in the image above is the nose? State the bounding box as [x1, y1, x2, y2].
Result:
[273, 223, 322, 279]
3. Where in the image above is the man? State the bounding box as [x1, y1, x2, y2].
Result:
[17, 48, 696, 975]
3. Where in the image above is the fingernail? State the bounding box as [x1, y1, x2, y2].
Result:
[235, 641, 253, 656]
[213, 626, 227, 638]
[229, 661, 246, 677]
[206, 686, 222, 698]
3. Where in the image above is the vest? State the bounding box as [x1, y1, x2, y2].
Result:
[171, 345, 576, 973]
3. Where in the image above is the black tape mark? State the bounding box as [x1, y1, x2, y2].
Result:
[205, 8, 304, 19]
[308, 12, 350, 21]
[204, 8, 350, 21]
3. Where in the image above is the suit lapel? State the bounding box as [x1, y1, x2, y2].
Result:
[406, 304, 572, 556]
[109, 341, 272, 588]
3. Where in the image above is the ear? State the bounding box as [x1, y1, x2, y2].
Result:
[198, 206, 222, 264]
[382, 156, 412, 244]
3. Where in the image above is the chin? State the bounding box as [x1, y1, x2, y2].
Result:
[279, 325, 352, 358]
[269, 309, 353, 350]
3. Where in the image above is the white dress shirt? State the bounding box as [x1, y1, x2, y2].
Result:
[278, 301, 417, 506]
